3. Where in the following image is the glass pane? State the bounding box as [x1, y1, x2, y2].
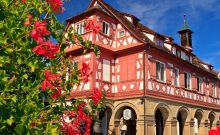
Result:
[156, 62, 160, 80]
[161, 64, 164, 81]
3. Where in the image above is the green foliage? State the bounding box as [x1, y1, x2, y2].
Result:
[0, 0, 102, 134]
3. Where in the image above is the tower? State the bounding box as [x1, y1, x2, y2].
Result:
[178, 15, 193, 52]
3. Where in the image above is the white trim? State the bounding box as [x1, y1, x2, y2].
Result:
[184, 72, 191, 90]
[156, 60, 166, 83]
[174, 68, 179, 86]
[102, 21, 110, 35]
[75, 21, 86, 34]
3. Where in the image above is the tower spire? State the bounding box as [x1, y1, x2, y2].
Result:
[178, 14, 193, 52]
[178, 14, 191, 32]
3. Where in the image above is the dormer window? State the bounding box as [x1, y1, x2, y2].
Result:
[102, 21, 109, 35]
[177, 50, 181, 57]
[76, 22, 86, 34]
[155, 38, 164, 46]
[185, 54, 190, 62]
[172, 47, 176, 55]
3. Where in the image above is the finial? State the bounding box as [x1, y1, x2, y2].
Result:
[183, 14, 186, 20]
[183, 14, 187, 23]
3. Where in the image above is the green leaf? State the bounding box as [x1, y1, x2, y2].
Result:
[6, 116, 14, 126]
[17, 58, 22, 64]
[23, 74, 28, 79]
[11, 95, 17, 103]
[8, 75, 16, 84]
[51, 127, 59, 135]
[5, 48, 13, 54]
[28, 61, 35, 72]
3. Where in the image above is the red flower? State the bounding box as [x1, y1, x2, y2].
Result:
[61, 110, 92, 135]
[46, 0, 64, 12]
[51, 88, 62, 100]
[77, 102, 86, 111]
[32, 41, 59, 58]
[24, 15, 32, 26]
[22, 0, 26, 2]
[79, 62, 92, 83]
[84, 18, 101, 34]
[92, 88, 102, 105]
[31, 20, 50, 43]
[41, 70, 61, 90]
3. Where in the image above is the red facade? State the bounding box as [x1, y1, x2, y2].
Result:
[65, 0, 220, 110]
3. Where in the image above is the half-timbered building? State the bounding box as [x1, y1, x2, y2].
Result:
[64, 0, 220, 134]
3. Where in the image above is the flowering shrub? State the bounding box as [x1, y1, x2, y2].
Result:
[0, 0, 103, 134]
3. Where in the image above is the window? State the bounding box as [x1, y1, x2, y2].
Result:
[118, 30, 125, 38]
[156, 61, 165, 82]
[174, 68, 179, 86]
[155, 38, 164, 46]
[177, 50, 181, 57]
[212, 83, 216, 97]
[172, 47, 176, 55]
[185, 54, 190, 62]
[197, 77, 203, 93]
[184, 72, 191, 89]
[102, 22, 109, 35]
[76, 22, 86, 34]
[103, 59, 110, 82]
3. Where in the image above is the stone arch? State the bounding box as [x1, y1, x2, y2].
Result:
[154, 103, 171, 135]
[113, 102, 139, 135]
[114, 102, 140, 120]
[176, 106, 189, 122]
[154, 103, 171, 121]
[208, 111, 216, 129]
[194, 109, 204, 124]
[176, 106, 189, 135]
[194, 109, 204, 134]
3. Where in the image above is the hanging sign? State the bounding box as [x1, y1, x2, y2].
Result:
[123, 109, 132, 120]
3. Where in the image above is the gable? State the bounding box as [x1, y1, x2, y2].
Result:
[87, 0, 146, 43]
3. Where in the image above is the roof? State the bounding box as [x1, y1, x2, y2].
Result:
[178, 17, 193, 33]
[95, 0, 147, 42]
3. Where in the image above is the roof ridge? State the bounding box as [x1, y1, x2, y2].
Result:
[95, 0, 147, 42]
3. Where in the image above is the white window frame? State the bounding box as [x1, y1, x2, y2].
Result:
[197, 77, 203, 93]
[174, 68, 179, 86]
[102, 59, 110, 82]
[118, 30, 125, 38]
[102, 21, 109, 35]
[172, 47, 176, 55]
[212, 82, 217, 97]
[76, 22, 86, 34]
[156, 61, 166, 82]
[184, 72, 191, 89]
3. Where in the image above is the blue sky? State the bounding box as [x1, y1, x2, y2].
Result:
[57, 0, 220, 71]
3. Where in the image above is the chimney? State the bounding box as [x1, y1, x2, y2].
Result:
[178, 15, 193, 52]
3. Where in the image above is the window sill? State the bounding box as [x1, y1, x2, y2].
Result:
[99, 32, 113, 39]
[156, 79, 166, 84]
